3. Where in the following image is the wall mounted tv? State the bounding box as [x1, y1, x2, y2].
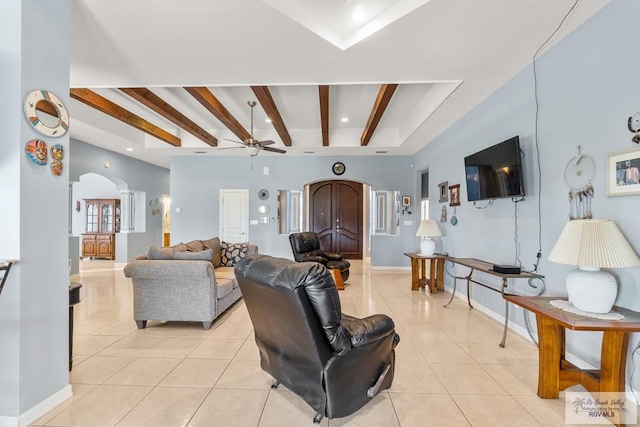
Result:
[464, 136, 525, 202]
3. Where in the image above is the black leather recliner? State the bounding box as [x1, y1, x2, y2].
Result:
[234, 254, 399, 423]
[289, 231, 350, 282]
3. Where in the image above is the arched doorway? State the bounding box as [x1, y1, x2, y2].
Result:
[308, 180, 363, 259]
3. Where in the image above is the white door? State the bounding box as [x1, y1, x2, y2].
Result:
[220, 189, 249, 242]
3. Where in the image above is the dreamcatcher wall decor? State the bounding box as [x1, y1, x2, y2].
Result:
[564, 146, 595, 220]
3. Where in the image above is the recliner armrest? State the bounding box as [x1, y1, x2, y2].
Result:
[341, 314, 397, 348]
[300, 254, 328, 264]
[324, 252, 343, 260]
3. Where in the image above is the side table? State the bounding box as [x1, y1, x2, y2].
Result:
[505, 295, 640, 427]
[403, 253, 445, 293]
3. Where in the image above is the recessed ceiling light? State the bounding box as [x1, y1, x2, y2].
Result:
[340, 117, 349, 123]
[265, 118, 272, 123]
[126, 148, 133, 152]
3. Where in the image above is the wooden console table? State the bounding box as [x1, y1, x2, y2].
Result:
[403, 253, 445, 293]
[505, 295, 640, 427]
[444, 257, 544, 347]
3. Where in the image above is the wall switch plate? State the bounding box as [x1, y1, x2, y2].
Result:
[263, 166, 270, 175]
[403, 220, 412, 226]
[175, 207, 181, 213]
[250, 220, 259, 225]
[260, 216, 269, 224]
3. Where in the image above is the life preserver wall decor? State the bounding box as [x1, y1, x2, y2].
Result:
[23, 90, 69, 137]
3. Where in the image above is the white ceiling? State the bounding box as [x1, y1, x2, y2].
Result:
[69, 0, 610, 168]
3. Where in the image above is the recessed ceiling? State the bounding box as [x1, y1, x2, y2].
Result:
[69, 0, 611, 168]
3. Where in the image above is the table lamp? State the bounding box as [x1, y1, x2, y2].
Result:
[548, 219, 640, 313]
[416, 219, 442, 256]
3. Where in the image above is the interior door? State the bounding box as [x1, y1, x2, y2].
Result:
[309, 180, 363, 259]
[220, 189, 249, 242]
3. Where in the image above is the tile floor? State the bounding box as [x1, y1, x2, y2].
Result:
[30, 258, 611, 426]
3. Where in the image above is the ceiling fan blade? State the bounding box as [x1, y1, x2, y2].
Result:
[257, 140, 276, 146]
[217, 146, 245, 150]
[262, 146, 286, 154]
[223, 138, 246, 146]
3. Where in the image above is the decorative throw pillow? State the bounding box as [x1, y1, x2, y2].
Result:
[221, 242, 249, 266]
[202, 237, 222, 268]
[173, 248, 213, 261]
[147, 246, 174, 260]
[185, 240, 204, 252]
[172, 243, 188, 252]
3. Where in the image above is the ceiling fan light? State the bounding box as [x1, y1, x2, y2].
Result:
[248, 146, 261, 156]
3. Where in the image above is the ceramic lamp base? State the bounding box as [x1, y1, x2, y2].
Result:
[566, 267, 617, 314]
[420, 238, 436, 256]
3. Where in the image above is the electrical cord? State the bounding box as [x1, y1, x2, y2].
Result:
[532, 0, 581, 270]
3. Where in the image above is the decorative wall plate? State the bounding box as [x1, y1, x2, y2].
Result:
[51, 160, 63, 176]
[258, 189, 269, 200]
[25, 139, 47, 165]
[332, 162, 345, 175]
[51, 144, 64, 160]
[24, 90, 69, 137]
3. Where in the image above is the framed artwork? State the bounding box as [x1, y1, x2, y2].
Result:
[438, 181, 448, 203]
[449, 184, 461, 206]
[402, 196, 411, 207]
[606, 147, 640, 196]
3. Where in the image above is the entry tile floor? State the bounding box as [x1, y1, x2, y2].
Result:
[31, 259, 612, 426]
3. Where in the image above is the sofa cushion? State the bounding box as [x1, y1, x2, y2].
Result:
[185, 240, 204, 252]
[173, 243, 188, 252]
[215, 267, 239, 288]
[173, 249, 213, 261]
[221, 242, 249, 266]
[216, 278, 234, 299]
[147, 246, 174, 260]
[202, 237, 222, 268]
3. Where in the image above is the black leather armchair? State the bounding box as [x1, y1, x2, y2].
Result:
[289, 231, 350, 282]
[234, 254, 399, 423]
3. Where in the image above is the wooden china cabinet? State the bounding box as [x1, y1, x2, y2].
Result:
[81, 199, 121, 260]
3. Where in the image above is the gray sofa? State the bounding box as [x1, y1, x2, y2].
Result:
[123, 237, 257, 330]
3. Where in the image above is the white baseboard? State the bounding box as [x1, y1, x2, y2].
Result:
[0, 385, 72, 427]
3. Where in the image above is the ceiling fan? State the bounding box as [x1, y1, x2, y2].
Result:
[219, 101, 286, 156]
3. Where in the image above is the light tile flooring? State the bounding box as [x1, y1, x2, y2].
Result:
[31, 259, 607, 426]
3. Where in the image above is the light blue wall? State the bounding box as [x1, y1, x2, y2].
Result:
[415, 0, 640, 371]
[69, 139, 170, 262]
[170, 155, 417, 265]
[0, 0, 71, 420]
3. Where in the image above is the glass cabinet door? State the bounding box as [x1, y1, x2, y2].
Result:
[86, 203, 98, 232]
[101, 203, 113, 233]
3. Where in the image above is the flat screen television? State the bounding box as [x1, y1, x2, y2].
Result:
[464, 136, 525, 202]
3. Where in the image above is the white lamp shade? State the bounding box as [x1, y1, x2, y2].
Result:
[549, 219, 640, 313]
[548, 219, 640, 268]
[416, 220, 442, 238]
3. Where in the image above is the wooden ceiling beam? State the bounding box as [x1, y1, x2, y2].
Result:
[319, 85, 329, 147]
[120, 87, 217, 147]
[184, 87, 250, 141]
[251, 86, 292, 147]
[70, 88, 181, 147]
[360, 83, 398, 146]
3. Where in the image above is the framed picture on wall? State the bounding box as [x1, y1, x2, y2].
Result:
[606, 147, 640, 196]
[449, 184, 461, 206]
[438, 181, 448, 203]
[402, 196, 411, 207]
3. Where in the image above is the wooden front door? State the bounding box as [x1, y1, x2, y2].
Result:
[309, 180, 363, 259]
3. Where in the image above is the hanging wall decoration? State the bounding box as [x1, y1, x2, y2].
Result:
[25, 139, 47, 165]
[564, 146, 595, 220]
[51, 144, 64, 160]
[50, 160, 63, 176]
[23, 90, 69, 137]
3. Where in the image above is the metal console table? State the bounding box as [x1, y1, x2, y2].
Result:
[443, 257, 545, 347]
